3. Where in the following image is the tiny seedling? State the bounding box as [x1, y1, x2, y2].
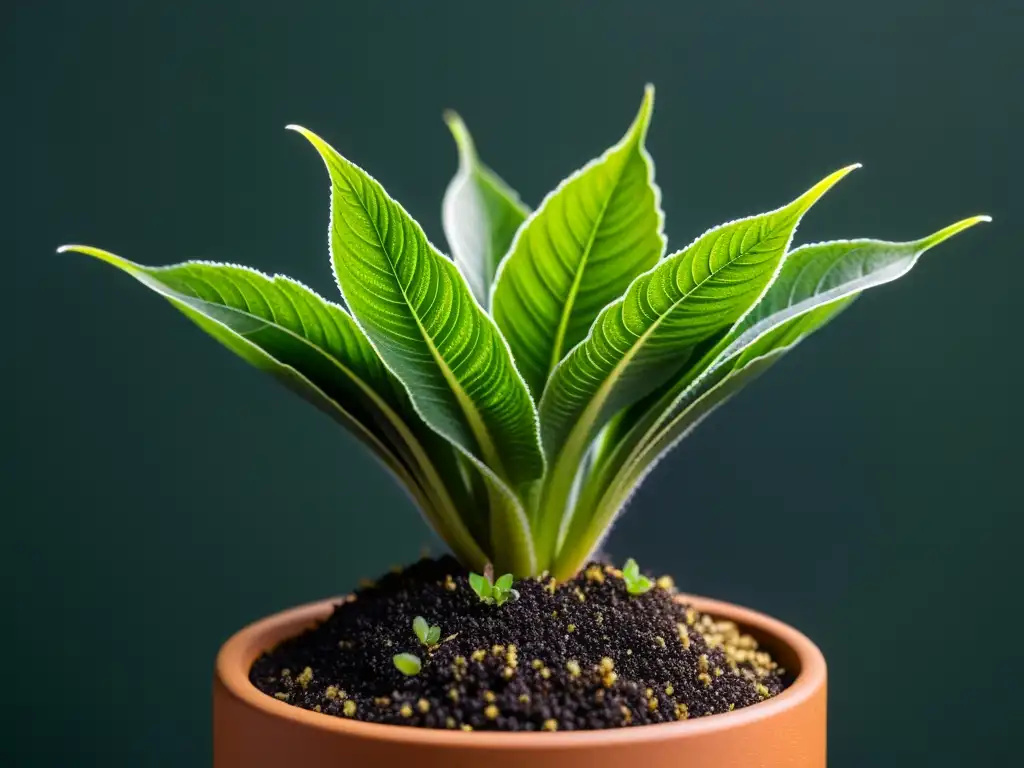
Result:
[469, 571, 519, 606]
[622, 558, 654, 595]
[392, 653, 422, 676]
[412, 616, 441, 646]
[64, 85, 988, 581]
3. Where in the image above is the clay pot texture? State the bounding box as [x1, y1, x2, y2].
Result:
[214, 594, 826, 767]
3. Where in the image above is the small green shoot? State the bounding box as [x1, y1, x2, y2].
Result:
[412, 615, 441, 646]
[622, 558, 653, 595]
[393, 653, 422, 676]
[469, 571, 519, 606]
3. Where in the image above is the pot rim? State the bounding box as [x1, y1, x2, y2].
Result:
[216, 593, 825, 748]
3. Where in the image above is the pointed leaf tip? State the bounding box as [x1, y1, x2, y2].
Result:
[792, 163, 861, 213]
[442, 110, 476, 163]
[629, 85, 656, 140]
[919, 214, 992, 250]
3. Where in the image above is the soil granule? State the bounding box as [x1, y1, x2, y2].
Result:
[249, 557, 788, 732]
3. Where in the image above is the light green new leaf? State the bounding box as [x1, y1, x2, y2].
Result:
[290, 126, 544, 575]
[551, 215, 990, 577]
[533, 165, 858, 564]
[442, 112, 530, 308]
[59, 246, 490, 569]
[491, 85, 665, 398]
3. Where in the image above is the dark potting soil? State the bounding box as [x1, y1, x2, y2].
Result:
[249, 557, 788, 732]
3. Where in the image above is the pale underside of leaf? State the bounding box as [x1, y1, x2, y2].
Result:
[442, 111, 530, 309]
[60, 245, 491, 570]
[289, 126, 543, 574]
[491, 85, 666, 398]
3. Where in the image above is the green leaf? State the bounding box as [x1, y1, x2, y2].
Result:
[289, 125, 545, 574]
[412, 615, 430, 645]
[393, 653, 422, 676]
[622, 558, 639, 581]
[425, 625, 441, 645]
[59, 246, 490, 571]
[551, 215, 990, 577]
[442, 112, 530, 308]
[491, 85, 665, 398]
[627, 576, 653, 595]
[469, 572, 492, 600]
[494, 573, 514, 592]
[534, 165, 859, 566]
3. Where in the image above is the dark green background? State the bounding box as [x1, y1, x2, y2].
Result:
[6, 1, 1020, 764]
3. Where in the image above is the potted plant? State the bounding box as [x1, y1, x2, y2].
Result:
[61, 85, 987, 768]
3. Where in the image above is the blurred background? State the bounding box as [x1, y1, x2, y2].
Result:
[5, 1, 1021, 765]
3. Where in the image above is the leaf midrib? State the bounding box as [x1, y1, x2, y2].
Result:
[552, 217, 790, 454]
[546, 145, 636, 381]
[336, 172, 512, 484]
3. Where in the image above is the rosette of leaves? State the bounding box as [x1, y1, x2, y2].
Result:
[62, 85, 988, 580]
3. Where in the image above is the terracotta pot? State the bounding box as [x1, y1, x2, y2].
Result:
[214, 594, 826, 767]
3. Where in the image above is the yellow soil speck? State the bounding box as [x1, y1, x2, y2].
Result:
[675, 703, 689, 720]
[445, 716, 456, 729]
[491, 644, 505, 657]
[542, 718, 558, 732]
[274, 692, 289, 701]
[677, 623, 691, 649]
[471, 649, 486, 663]
[461, 724, 473, 732]
[656, 575, 675, 591]
[584, 565, 606, 583]
[519, 693, 530, 703]
[698, 672, 712, 688]
[296, 667, 313, 689]
[448, 688, 459, 702]
[566, 660, 581, 678]
[566, 624, 576, 633]
[665, 684, 674, 696]
[648, 696, 659, 712]
[483, 690, 496, 703]
[599, 657, 615, 672]
[484, 704, 499, 720]
[654, 635, 666, 648]
[502, 666, 515, 679]
[343, 700, 356, 717]
[417, 699, 430, 714]
[531, 659, 544, 670]
[540, 667, 551, 679]
[399, 704, 413, 718]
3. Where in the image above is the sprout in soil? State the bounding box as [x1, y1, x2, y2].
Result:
[469, 571, 519, 606]
[60, 84, 989, 580]
[622, 558, 654, 595]
[392, 653, 422, 677]
[412, 616, 441, 647]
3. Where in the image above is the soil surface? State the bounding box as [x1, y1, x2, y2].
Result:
[250, 557, 788, 732]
